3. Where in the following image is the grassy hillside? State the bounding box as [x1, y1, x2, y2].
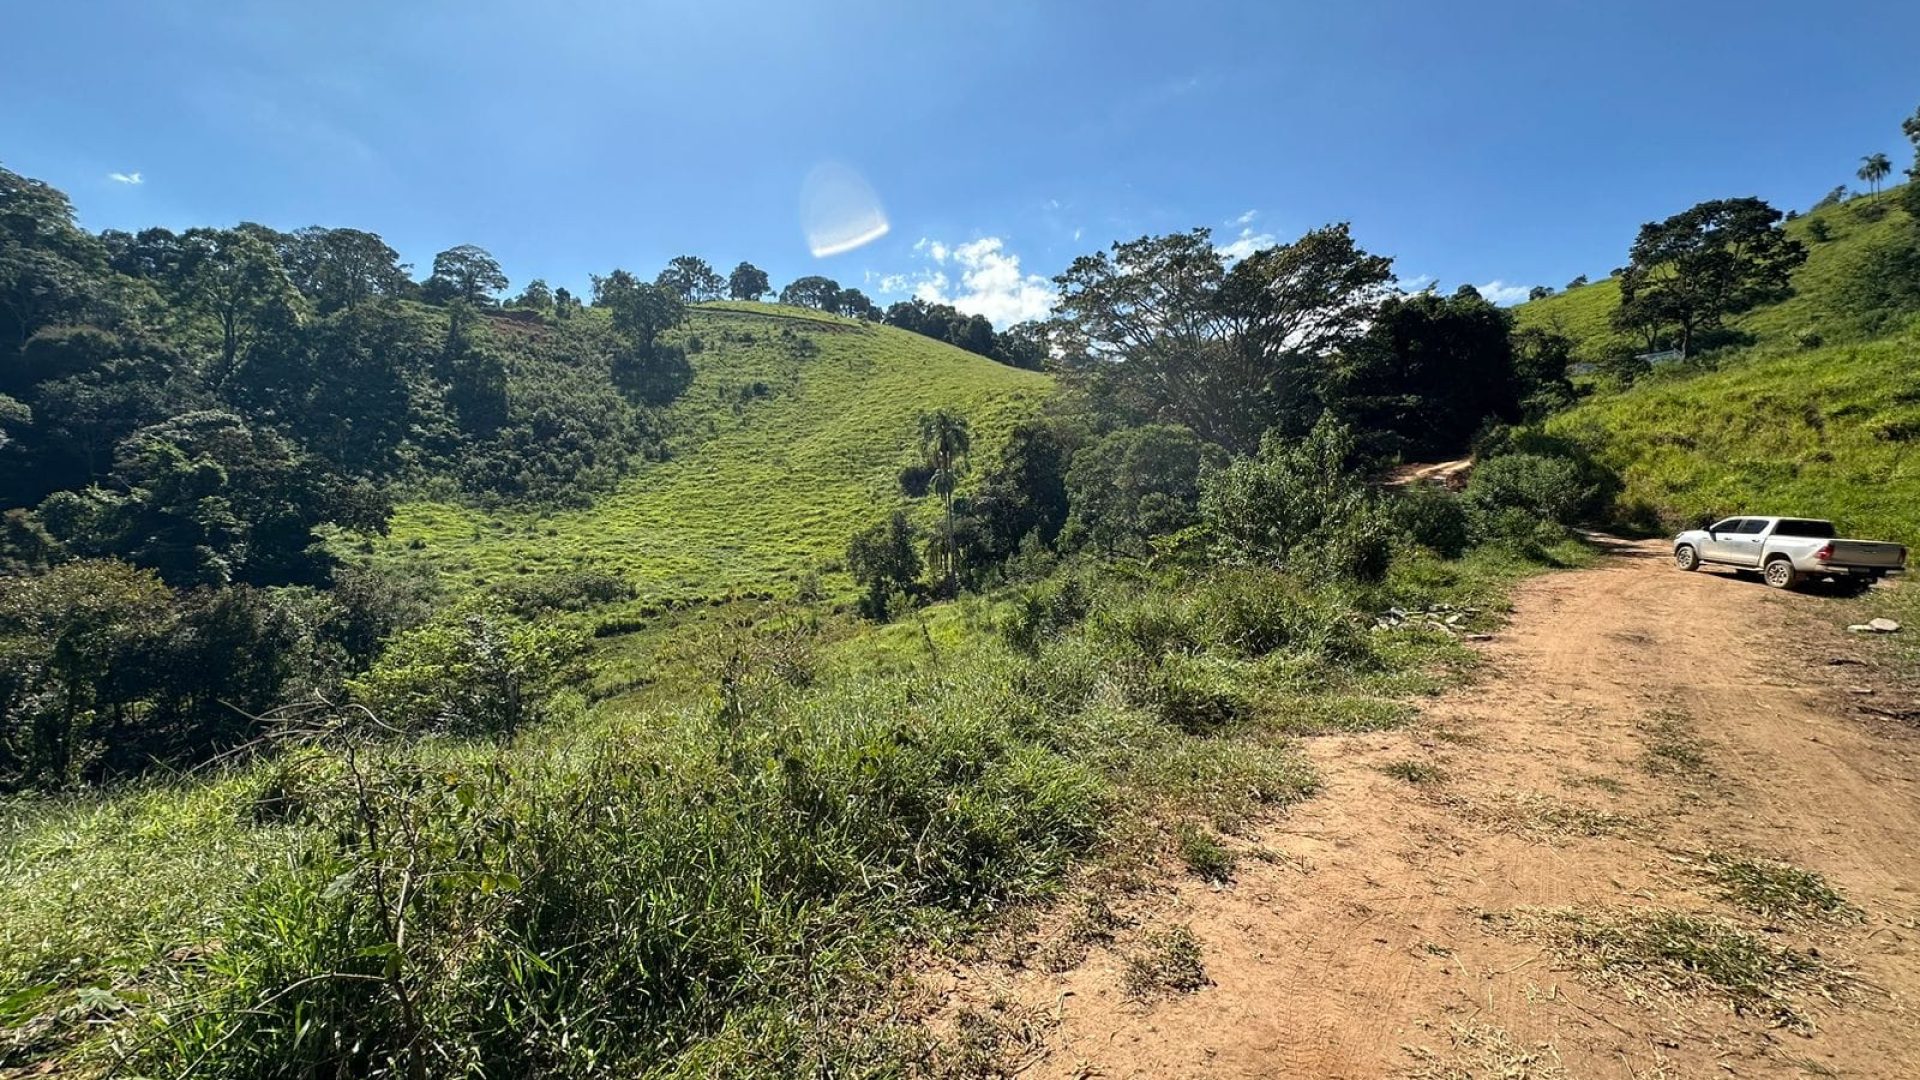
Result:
[1516, 188, 1916, 363]
[376, 303, 1050, 603]
[1549, 329, 1920, 544]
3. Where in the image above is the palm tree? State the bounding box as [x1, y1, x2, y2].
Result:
[917, 409, 972, 593]
[1859, 153, 1892, 199]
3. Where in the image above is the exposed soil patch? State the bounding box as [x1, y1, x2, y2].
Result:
[920, 538, 1920, 1078]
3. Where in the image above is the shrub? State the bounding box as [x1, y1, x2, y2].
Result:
[999, 574, 1090, 653]
[1186, 568, 1363, 661]
[1464, 452, 1592, 527]
[492, 568, 633, 617]
[347, 605, 588, 735]
[1393, 484, 1471, 558]
[1131, 654, 1247, 734]
[847, 512, 923, 620]
[1806, 218, 1831, 242]
[1201, 417, 1392, 582]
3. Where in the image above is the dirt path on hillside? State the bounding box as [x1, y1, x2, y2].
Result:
[925, 538, 1920, 1079]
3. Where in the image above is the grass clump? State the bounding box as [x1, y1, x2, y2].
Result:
[1122, 924, 1209, 1000]
[1682, 851, 1855, 923]
[1490, 907, 1843, 1028]
[1380, 758, 1447, 785]
[1175, 823, 1236, 883]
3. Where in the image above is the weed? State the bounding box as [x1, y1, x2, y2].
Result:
[1380, 759, 1447, 785]
[1122, 924, 1209, 999]
[1175, 823, 1236, 883]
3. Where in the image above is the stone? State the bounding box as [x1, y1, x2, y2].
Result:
[1868, 618, 1901, 632]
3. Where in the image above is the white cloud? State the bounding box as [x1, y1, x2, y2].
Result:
[108, 171, 143, 185]
[1232, 209, 1259, 227]
[1072, 227, 1084, 242]
[1395, 274, 1437, 295]
[1474, 280, 1532, 306]
[882, 235, 1055, 327]
[1215, 226, 1276, 262]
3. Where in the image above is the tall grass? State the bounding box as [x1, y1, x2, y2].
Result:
[0, 541, 1572, 1076]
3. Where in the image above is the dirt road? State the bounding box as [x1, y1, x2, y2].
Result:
[932, 538, 1920, 1078]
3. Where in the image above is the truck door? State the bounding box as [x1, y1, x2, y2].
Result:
[1702, 519, 1747, 562]
[1724, 518, 1769, 566]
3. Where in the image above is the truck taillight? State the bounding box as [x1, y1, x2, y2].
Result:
[1814, 544, 1834, 562]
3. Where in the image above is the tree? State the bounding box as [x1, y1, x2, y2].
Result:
[1527, 285, 1555, 301]
[1903, 106, 1920, 218]
[283, 227, 409, 313]
[1565, 275, 1589, 290]
[655, 255, 725, 302]
[993, 320, 1050, 370]
[971, 418, 1077, 557]
[1859, 153, 1893, 199]
[592, 269, 685, 352]
[178, 227, 303, 379]
[778, 275, 841, 311]
[1062, 424, 1217, 555]
[917, 409, 972, 592]
[509, 278, 554, 314]
[1329, 288, 1524, 460]
[426, 245, 509, 305]
[41, 411, 389, 587]
[727, 261, 771, 301]
[1053, 224, 1394, 452]
[1, 164, 115, 351]
[1509, 327, 1578, 419]
[1611, 198, 1806, 360]
[846, 512, 922, 620]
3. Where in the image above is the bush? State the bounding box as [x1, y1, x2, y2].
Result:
[1393, 484, 1471, 558]
[999, 574, 1090, 653]
[1186, 568, 1364, 661]
[1464, 452, 1592, 528]
[492, 569, 633, 617]
[1201, 417, 1392, 582]
[1131, 654, 1247, 734]
[347, 605, 588, 735]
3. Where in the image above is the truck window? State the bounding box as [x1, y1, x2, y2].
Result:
[1709, 519, 1739, 533]
[1772, 519, 1836, 539]
[1734, 519, 1769, 534]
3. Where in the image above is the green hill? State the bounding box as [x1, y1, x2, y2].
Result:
[1549, 332, 1920, 544]
[1516, 189, 1918, 363]
[1510, 187, 1920, 548]
[376, 302, 1050, 603]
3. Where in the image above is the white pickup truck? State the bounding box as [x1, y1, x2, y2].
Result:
[1673, 516, 1907, 590]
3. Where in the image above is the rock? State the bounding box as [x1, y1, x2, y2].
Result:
[1848, 625, 1877, 633]
[1869, 618, 1902, 633]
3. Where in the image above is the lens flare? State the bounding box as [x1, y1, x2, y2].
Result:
[801, 162, 889, 258]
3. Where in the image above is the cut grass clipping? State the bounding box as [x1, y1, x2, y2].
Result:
[1123, 924, 1209, 1000]
[1638, 708, 1709, 778]
[1405, 1021, 1567, 1080]
[1677, 851, 1856, 923]
[1488, 907, 1848, 1030]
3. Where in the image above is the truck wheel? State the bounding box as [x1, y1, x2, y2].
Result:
[1764, 557, 1798, 590]
[1674, 544, 1700, 571]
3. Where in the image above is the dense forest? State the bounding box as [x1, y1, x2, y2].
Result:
[3, 97, 1920, 1075]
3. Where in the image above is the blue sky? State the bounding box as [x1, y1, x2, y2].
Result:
[6, 2, 1919, 323]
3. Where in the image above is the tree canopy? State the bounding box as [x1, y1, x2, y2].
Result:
[1612, 197, 1806, 359]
